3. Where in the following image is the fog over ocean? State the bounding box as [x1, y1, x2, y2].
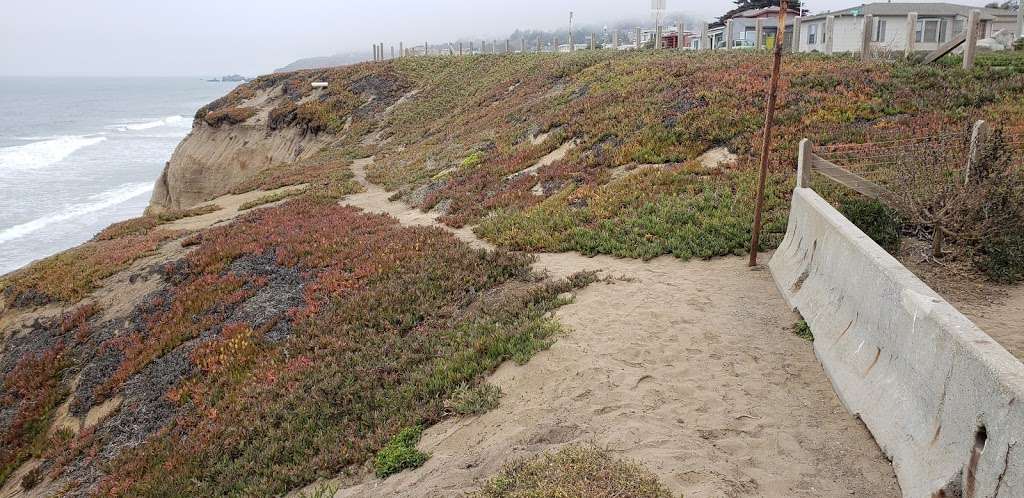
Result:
[0, 77, 235, 274]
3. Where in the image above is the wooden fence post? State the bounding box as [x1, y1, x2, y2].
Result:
[589, 34, 596, 50]
[1018, 5, 1023, 43]
[635, 27, 642, 49]
[905, 12, 918, 58]
[797, 139, 813, 188]
[678, 23, 686, 51]
[825, 15, 835, 54]
[963, 9, 980, 70]
[613, 31, 619, 49]
[756, 18, 764, 49]
[726, 20, 735, 49]
[861, 14, 874, 60]
[699, 22, 708, 49]
[966, 120, 990, 185]
[793, 17, 803, 52]
[521, 38, 526, 53]
[399, 42, 404, 58]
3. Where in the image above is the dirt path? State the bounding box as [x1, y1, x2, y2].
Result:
[960, 286, 1024, 360]
[336, 158, 899, 497]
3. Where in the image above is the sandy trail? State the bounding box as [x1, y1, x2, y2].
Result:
[960, 286, 1024, 360]
[334, 157, 899, 497]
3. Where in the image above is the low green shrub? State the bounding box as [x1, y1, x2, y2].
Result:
[374, 426, 429, 478]
[793, 319, 813, 341]
[840, 198, 902, 253]
[975, 232, 1024, 283]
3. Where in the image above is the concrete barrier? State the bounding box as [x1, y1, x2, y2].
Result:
[770, 187, 1024, 497]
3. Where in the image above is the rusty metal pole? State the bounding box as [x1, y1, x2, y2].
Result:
[749, 0, 789, 267]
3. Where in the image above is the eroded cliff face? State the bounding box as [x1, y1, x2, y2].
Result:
[146, 84, 329, 214]
[147, 124, 325, 213]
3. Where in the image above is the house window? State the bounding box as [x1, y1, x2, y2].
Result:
[808, 23, 818, 45]
[873, 19, 887, 42]
[952, 19, 966, 36]
[916, 19, 948, 43]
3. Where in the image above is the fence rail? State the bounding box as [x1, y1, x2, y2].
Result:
[799, 119, 1021, 199]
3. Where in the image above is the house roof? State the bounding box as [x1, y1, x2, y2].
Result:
[801, 2, 1017, 22]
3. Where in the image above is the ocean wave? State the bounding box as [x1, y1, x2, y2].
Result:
[0, 182, 154, 245]
[109, 115, 190, 132]
[0, 135, 107, 171]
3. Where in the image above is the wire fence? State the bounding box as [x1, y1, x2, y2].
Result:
[812, 122, 1022, 194]
[802, 120, 1023, 257]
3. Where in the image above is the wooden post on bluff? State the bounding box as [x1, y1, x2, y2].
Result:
[399, 42, 404, 58]
[905, 12, 918, 58]
[749, 0, 790, 267]
[635, 27, 642, 49]
[963, 9, 980, 70]
[824, 15, 835, 54]
[726, 19, 735, 49]
[699, 22, 708, 49]
[613, 31, 619, 49]
[521, 38, 526, 53]
[506, 39, 510, 53]
[966, 120, 990, 185]
[755, 18, 764, 49]
[861, 14, 874, 60]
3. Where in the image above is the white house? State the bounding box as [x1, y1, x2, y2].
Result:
[796, 2, 1020, 54]
[706, 6, 801, 50]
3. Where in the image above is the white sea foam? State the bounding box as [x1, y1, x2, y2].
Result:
[0, 135, 107, 171]
[110, 115, 190, 132]
[0, 182, 153, 245]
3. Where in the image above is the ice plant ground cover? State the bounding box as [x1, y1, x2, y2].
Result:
[2, 197, 591, 495]
[2, 49, 1023, 495]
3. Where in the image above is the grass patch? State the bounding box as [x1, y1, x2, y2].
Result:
[374, 426, 429, 478]
[475, 167, 790, 260]
[1, 230, 178, 308]
[93, 204, 220, 241]
[471, 445, 673, 498]
[238, 188, 304, 211]
[445, 382, 503, 416]
[793, 319, 813, 341]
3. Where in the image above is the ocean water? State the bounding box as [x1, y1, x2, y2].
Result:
[0, 77, 236, 275]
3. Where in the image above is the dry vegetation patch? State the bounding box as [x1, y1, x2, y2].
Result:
[471, 445, 674, 498]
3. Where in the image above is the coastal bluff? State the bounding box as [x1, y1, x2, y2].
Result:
[146, 80, 329, 214]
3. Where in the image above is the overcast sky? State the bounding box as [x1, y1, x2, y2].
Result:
[0, 0, 1004, 77]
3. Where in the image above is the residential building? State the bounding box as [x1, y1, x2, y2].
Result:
[796, 2, 1019, 53]
[705, 6, 801, 50]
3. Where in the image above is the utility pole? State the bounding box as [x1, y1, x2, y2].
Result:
[749, 0, 789, 267]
